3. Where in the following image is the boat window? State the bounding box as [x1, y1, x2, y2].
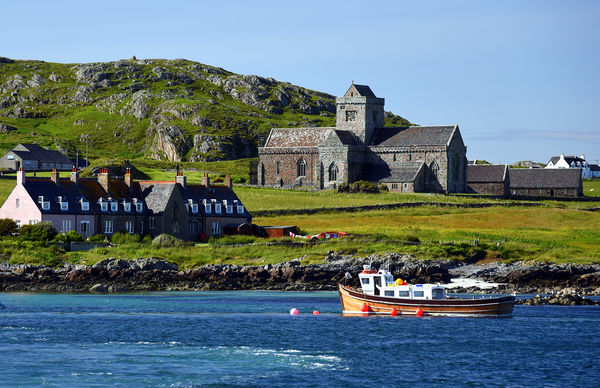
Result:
[384, 291, 394, 297]
[413, 291, 425, 298]
[361, 278, 370, 285]
[432, 288, 445, 299]
[398, 291, 410, 297]
[374, 277, 382, 287]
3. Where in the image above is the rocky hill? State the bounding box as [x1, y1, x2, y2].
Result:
[0, 57, 411, 162]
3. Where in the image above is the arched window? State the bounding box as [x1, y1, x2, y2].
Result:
[328, 163, 338, 181]
[297, 158, 306, 177]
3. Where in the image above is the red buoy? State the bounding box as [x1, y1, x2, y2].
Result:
[360, 303, 369, 313]
[313, 310, 319, 315]
[391, 308, 398, 317]
[416, 308, 423, 317]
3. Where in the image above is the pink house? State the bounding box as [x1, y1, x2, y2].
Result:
[0, 169, 96, 237]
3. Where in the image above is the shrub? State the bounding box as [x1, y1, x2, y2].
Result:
[19, 222, 58, 242]
[111, 232, 141, 244]
[338, 180, 380, 194]
[89, 234, 107, 243]
[65, 231, 83, 243]
[378, 183, 389, 192]
[0, 219, 18, 237]
[209, 235, 257, 245]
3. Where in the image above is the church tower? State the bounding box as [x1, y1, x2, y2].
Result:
[335, 83, 385, 144]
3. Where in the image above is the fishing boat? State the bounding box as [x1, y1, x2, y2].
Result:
[339, 265, 515, 317]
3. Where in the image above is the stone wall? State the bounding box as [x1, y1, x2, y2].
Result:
[258, 147, 320, 188]
[468, 182, 507, 196]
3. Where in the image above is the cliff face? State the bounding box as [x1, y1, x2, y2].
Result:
[0, 57, 410, 162]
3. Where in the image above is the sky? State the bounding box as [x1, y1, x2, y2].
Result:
[2, 0, 599, 164]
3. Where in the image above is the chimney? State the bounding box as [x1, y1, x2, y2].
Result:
[17, 167, 25, 185]
[580, 153, 585, 160]
[176, 171, 186, 188]
[224, 174, 232, 189]
[124, 168, 133, 187]
[98, 168, 110, 193]
[50, 168, 59, 185]
[201, 173, 210, 188]
[70, 167, 79, 184]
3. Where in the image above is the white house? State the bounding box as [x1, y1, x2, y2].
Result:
[546, 153, 600, 179]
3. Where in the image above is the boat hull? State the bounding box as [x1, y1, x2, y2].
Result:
[339, 284, 515, 317]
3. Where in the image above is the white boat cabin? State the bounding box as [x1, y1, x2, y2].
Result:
[358, 265, 446, 300]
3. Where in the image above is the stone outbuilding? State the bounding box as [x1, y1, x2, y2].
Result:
[0, 143, 73, 171]
[508, 168, 583, 198]
[467, 164, 509, 196]
[258, 83, 468, 194]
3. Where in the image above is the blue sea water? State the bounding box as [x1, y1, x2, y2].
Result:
[1, 292, 599, 387]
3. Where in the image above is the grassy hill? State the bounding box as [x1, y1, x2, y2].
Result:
[0, 57, 410, 163]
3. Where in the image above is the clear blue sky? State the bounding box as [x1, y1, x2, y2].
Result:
[3, 0, 599, 164]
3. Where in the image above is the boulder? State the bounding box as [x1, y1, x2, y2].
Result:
[90, 283, 108, 293]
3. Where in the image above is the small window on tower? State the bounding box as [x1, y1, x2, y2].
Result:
[345, 111, 356, 122]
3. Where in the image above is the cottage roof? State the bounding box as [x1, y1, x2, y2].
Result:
[10, 143, 72, 165]
[22, 179, 92, 215]
[509, 168, 581, 189]
[180, 184, 251, 218]
[467, 164, 507, 183]
[590, 164, 600, 172]
[548, 155, 585, 165]
[370, 125, 457, 147]
[263, 127, 336, 147]
[139, 182, 177, 214]
[364, 162, 424, 183]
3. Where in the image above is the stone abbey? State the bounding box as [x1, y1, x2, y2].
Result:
[258, 84, 467, 193]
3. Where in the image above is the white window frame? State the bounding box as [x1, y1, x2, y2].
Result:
[80, 221, 90, 235]
[124, 202, 131, 212]
[60, 202, 69, 211]
[29, 220, 39, 225]
[61, 220, 72, 233]
[211, 221, 221, 235]
[100, 202, 108, 212]
[104, 220, 113, 234]
[215, 203, 222, 214]
[42, 202, 50, 210]
[237, 205, 244, 214]
[191, 204, 198, 214]
[135, 202, 143, 212]
[81, 201, 89, 211]
[110, 201, 118, 212]
[149, 217, 156, 229]
[205, 203, 211, 214]
[226, 205, 233, 214]
[125, 221, 134, 234]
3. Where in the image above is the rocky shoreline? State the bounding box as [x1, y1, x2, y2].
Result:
[1, 253, 599, 305]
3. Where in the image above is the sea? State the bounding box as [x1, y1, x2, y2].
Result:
[1, 291, 599, 387]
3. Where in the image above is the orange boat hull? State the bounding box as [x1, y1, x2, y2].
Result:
[339, 284, 514, 317]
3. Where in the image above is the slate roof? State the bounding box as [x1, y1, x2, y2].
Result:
[370, 126, 457, 147]
[548, 155, 585, 165]
[590, 164, 600, 172]
[352, 84, 376, 97]
[139, 182, 177, 215]
[263, 127, 336, 147]
[364, 162, 424, 183]
[10, 143, 72, 165]
[467, 164, 507, 183]
[180, 184, 251, 218]
[22, 178, 93, 215]
[509, 168, 581, 189]
[333, 130, 360, 145]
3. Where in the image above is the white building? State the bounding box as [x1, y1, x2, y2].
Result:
[546, 153, 600, 179]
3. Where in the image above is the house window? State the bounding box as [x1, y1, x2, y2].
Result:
[110, 202, 118, 211]
[226, 205, 233, 214]
[125, 221, 134, 234]
[149, 217, 156, 229]
[191, 204, 198, 214]
[205, 203, 211, 214]
[328, 163, 338, 181]
[29, 220, 39, 225]
[124, 202, 131, 212]
[80, 221, 89, 235]
[391, 183, 398, 190]
[297, 158, 306, 177]
[42, 202, 50, 210]
[215, 203, 222, 214]
[104, 220, 113, 234]
[60, 202, 68, 211]
[237, 205, 244, 214]
[16, 220, 21, 227]
[345, 110, 356, 122]
[7, 154, 14, 160]
[100, 202, 108, 212]
[276, 161, 280, 175]
[135, 202, 143, 212]
[61, 220, 72, 233]
[16, 198, 19, 208]
[211, 221, 221, 235]
[190, 222, 197, 234]
[81, 201, 89, 211]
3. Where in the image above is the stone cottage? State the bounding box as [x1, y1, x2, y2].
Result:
[258, 83, 467, 193]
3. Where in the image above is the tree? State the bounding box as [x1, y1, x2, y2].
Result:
[0, 219, 18, 237]
[19, 222, 58, 242]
